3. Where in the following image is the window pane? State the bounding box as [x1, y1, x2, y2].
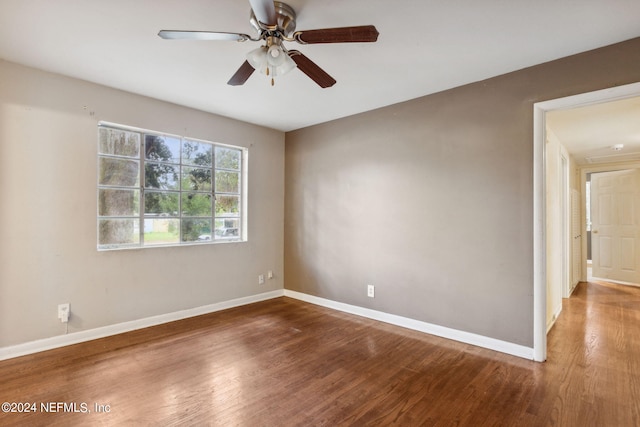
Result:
[182, 140, 212, 167]
[98, 219, 140, 247]
[215, 171, 240, 193]
[182, 218, 212, 242]
[182, 193, 212, 216]
[215, 195, 239, 217]
[98, 189, 139, 216]
[215, 147, 241, 170]
[99, 157, 139, 187]
[99, 128, 140, 158]
[98, 124, 244, 249]
[215, 218, 240, 240]
[144, 218, 179, 245]
[145, 163, 179, 190]
[144, 191, 179, 216]
[182, 167, 212, 191]
[144, 135, 181, 163]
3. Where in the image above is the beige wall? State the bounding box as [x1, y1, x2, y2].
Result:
[545, 128, 563, 328]
[285, 37, 640, 347]
[0, 60, 285, 347]
[545, 128, 580, 330]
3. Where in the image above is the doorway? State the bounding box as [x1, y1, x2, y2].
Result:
[533, 82, 640, 362]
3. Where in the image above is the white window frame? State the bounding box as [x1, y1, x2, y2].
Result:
[97, 122, 247, 250]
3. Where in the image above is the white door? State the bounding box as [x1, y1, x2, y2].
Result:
[591, 169, 640, 284]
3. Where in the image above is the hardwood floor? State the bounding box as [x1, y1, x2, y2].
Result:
[1, 281, 639, 426]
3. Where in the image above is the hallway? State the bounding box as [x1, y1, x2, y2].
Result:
[544, 280, 640, 425]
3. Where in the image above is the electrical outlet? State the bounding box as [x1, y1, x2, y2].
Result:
[258, 274, 265, 285]
[367, 285, 375, 298]
[58, 303, 70, 323]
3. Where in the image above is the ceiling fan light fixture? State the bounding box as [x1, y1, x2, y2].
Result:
[267, 44, 285, 64]
[246, 41, 296, 82]
[246, 46, 267, 70]
[280, 53, 297, 74]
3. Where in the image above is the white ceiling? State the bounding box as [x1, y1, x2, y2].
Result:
[547, 96, 640, 165]
[1, 0, 640, 132]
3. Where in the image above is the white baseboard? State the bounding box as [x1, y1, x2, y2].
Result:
[1, 289, 535, 362]
[0, 290, 285, 361]
[591, 276, 640, 288]
[284, 290, 534, 360]
[546, 304, 563, 333]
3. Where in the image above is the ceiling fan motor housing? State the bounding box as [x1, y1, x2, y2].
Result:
[250, 1, 297, 36]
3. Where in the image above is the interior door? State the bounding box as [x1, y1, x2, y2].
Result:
[591, 169, 640, 284]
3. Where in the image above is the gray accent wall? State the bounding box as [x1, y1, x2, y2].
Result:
[284, 37, 640, 347]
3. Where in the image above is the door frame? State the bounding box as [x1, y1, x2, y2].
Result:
[561, 152, 570, 299]
[533, 82, 640, 362]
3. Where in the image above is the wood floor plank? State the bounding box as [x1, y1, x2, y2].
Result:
[1, 280, 640, 426]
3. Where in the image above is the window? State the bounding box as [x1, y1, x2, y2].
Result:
[97, 123, 246, 250]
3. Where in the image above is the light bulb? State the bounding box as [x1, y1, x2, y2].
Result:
[267, 45, 287, 67]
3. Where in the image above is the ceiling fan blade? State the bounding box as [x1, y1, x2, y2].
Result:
[294, 25, 379, 44]
[288, 50, 336, 88]
[227, 61, 256, 86]
[249, 0, 277, 26]
[158, 30, 251, 42]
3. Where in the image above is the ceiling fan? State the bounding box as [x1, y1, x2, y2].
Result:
[158, 0, 379, 88]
